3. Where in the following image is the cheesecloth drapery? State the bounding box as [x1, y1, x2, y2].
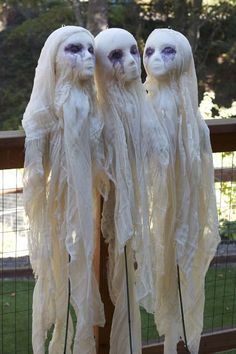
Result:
[95, 28, 161, 354]
[22, 25, 104, 354]
[144, 28, 220, 353]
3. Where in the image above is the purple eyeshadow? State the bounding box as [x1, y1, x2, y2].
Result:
[145, 47, 155, 57]
[130, 45, 139, 56]
[88, 46, 94, 55]
[64, 44, 83, 54]
[161, 46, 176, 61]
[108, 49, 123, 64]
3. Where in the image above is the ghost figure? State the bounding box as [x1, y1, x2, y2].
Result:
[95, 28, 155, 354]
[144, 28, 220, 353]
[22, 26, 104, 354]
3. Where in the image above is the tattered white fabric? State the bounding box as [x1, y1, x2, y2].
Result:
[22, 26, 104, 354]
[144, 28, 220, 353]
[95, 28, 156, 354]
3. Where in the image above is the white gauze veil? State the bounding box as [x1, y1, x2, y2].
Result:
[22, 25, 104, 354]
[144, 28, 220, 353]
[95, 28, 155, 354]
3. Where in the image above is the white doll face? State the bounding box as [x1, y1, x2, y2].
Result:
[57, 32, 95, 80]
[144, 30, 179, 81]
[95, 28, 141, 83]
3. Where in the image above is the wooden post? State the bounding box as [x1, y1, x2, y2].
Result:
[95, 198, 114, 354]
[0, 130, 25, 169]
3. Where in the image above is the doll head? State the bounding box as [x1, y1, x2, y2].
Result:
[95, 28, 141, 84]
[22, 26, 95, 137]
[56, 30, 95, 82]
[144, 28, 192, 82]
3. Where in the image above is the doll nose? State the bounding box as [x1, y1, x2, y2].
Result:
[84, 50, 94, 60]
[127, 54, 137, 67]
[153, 53, 162, 63]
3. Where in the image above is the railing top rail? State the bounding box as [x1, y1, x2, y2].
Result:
[206, 118, 236, 133]
[207, 118, 236, 152]
[0, 130, 25, 169]
[0, 130, 25, 139]
[0, 119, 236, 169]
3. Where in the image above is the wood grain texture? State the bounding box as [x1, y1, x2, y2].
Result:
[142, 329, 236, 353]
[0, 130, 25, 169]
[1, 119, 236, 169]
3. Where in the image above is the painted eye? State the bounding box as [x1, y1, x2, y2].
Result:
[130, 45, 138, 55]
[88, 46, 94, 54]
[161, 46, 176, 62]
[64, 44, 83, 54]
[108, 49, 123, 62]
[145, 47, 155, 57]
[161, 46, 176, 56]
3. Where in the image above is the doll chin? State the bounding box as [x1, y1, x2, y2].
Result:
[123, 68, 140, 82]
[78, 67, 95, 80]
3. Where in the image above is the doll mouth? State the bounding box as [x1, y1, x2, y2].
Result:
[151, 63, 163, 69]
[85, 65, 94, 70]
[129, 64, 138, 71]
[84, 63, 95, 71]
[128, 66, 139, 76]
[125, 69, 139, 81]
[150, 65, 167, 74]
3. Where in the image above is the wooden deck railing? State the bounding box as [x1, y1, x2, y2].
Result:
[0, 118, 236, 170]
[1, 118, 236, 354]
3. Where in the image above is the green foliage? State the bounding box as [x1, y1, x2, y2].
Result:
[0, 280, 34, 353]
[0, 3, 75, 130]
[220, 219, 236, 240]
[197, 1, 236, 105]
[108, 2, 141, 33]
[2, 270, 236, 350]
[0, 0, 236, 130]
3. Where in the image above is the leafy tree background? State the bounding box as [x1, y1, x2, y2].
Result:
[0, 0, 235, 130]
